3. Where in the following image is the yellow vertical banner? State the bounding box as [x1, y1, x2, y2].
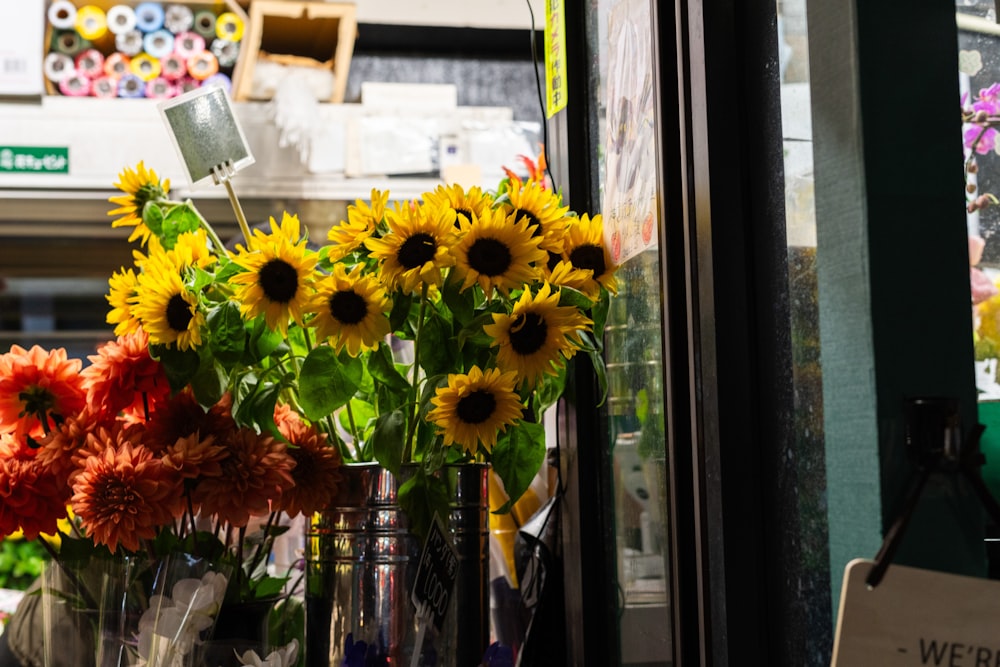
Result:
[545, 0, 568, 118]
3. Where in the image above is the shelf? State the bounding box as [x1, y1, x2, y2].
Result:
[0, 96, 531, 204]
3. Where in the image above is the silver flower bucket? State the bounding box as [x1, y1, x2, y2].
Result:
[305, 462, 489, 667]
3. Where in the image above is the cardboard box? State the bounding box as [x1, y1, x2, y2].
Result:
[42, 0, 249, 97]
[233, 1, 356, 104]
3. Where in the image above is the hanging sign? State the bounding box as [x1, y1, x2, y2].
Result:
[544, 0, 567, 118]
[411, 512, 459, 634]
[158, 85, 255, 188]
[0, 146, 69, 174]
[0, 0, 44, 97]
[832, 558, 1000, 666]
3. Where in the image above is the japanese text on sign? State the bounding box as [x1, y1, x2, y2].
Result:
[545, 0, 568, 118]
[0, 147, 69, 174]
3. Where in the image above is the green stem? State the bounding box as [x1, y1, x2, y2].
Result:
[246, 512, 277, 583]
[402, 284, 429, 464]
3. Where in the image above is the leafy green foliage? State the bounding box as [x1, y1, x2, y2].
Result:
[491, 421, 547, 514]
[0, 539, 47, 590]
[298, 346, 363, 421]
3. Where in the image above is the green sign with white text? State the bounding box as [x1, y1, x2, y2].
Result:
[0, 146, 69, 173]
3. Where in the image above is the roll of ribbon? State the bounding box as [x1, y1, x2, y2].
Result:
[133, 2, 165, 32]
[215, 12, 245, 42]
[192, 10, 216, 39]
[47, 1, 77, 30]
[118, 73, 145, 98]
[91, 76, 118, 98]
[202, 72, 232, 93]
[116, 30, 143, 56]
[43, 52, 74, 83]
[160, 53, 187, 80]
[106, 5, 137, 34]
[173, 31, 205, 59]
[52, 30, 89, 56]
[104, 52, 131, 79]
[163, 4, 194, 34]
[145, 77, 174, 99]
[75, 49, 105, 79]
[176, 76, 200, 94]
[59, 72, 91, 97]
[210, 38, 239, 68]
[75, 6, 108, 41]
[130, 53, 162, 81]
[143, 29, 174, 59]
[186, 51, 218, 81]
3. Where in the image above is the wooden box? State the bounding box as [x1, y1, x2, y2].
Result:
[232, 1, 356, 104]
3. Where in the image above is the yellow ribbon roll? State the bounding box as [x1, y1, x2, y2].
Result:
[75, 6, 108, 41]
[215, 12, 245, 43]
[130, 53, 162, 82]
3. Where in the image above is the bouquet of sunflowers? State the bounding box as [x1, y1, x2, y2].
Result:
[0, 152, 617, 631]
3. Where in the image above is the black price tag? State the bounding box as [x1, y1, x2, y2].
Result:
[411, 513, 459, 633]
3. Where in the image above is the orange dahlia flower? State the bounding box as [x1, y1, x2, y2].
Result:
[70, 442, 183, 553]
[273, 404, 342, 518]
[81, 331, 170, 422]
[144, 391, 236, 454]
[0, 345, 85, 442]
[191, 427, 294, 528]
[0, 435, 71, 540]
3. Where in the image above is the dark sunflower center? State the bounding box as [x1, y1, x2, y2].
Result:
[547, 251, 562, 273]
[456, 390, 497, 424]
[455, 208, 473, 228]
[570, 245, 607, 277]
[258, 259, 299, 303]
[329, 290, 369, 325]
[467, 238, 513, 277]
[166, 294, 193, 332]
[398, 233, 437, 269]
[509, 312, 548, 355]
[513, 208, 542, 236]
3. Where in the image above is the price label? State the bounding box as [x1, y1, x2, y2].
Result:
[411, 513, 458, 633]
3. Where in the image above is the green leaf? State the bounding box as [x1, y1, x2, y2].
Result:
[491, 421, 546, 514]
[143, 200, 165, 237]
[398, 471, 450, 540]
[587, 346, 609, 407]
[557, 285, 595, 311]
[248, 316, 284, 361]
[190, 357, 226, 406]
[151, 344, 201, 392]
[441, 275, 475, 325]
[207, 301, 247, 366]
[591, 289, 612, 344]
[372, 408, 407, 474]
[418, 313, 455, 378]
[299, 346, 363, 420]
[251, 575, 290, 600]
[388, 292, 415, 334]
[533, 363, 568, 416]
[368, 344, 410, 392]
[159, 202, 203, 249]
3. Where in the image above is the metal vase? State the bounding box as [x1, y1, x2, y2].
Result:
[305, 462, 489, 667]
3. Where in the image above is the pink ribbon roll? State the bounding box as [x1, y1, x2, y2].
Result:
[59, 73, 91, 97]
[91, 76, 118, 98]
[145, 77, 175, 99]
[75, 49, 105, 79]
[160, 53, 187, 81]
[173, 31, 206, 59]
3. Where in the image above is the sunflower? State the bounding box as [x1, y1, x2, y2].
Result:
[423, 183, 494, 228]
[500, 179, 570, 255]
[561, 213, 618, 297]
[327, 189, 388, 261]
[364, 200, 457, 294]
[483, 282, 593, 388]
[70, 442, 182, 553]
[0, 344, 85, 443]
[106, 267, 141, 336]
[307, 263, 392, 357]
[131, 260, 205, 350]
[108, 161, 170, 245]
[426, 366, 522, 453]
[452, 207, 546, 297]
[231, 213, 317, 336]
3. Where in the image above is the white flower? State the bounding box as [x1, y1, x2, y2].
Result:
[237, 639, 299, 667]
[133, 572, 229, 666]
